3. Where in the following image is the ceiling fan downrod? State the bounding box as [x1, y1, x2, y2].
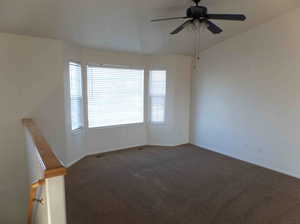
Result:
[193, 0, 201, 6]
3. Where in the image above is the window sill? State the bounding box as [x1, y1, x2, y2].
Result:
[149, 122, 166, 126]
[88, 122, 145, 130]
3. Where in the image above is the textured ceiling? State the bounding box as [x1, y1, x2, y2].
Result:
[0, 0, 299, 55]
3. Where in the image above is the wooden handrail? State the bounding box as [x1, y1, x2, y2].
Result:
[23, 118, 67, 224]
[22, 118, 66, 178]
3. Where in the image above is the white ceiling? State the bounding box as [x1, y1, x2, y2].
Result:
[0, 0, 299, 55]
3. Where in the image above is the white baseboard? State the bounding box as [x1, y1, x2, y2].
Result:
[65, 142, 191, 167]
[65, 144, 145, 167]
[191, 142, 300, 180]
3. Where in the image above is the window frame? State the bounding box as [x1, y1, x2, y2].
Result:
[148, 69, 167, 125]
[86, 64, 146, 129]
[69, 61, 84, 133]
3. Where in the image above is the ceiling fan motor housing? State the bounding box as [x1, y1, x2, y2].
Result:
[186, 6, 207, 19]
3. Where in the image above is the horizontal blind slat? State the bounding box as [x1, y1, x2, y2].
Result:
[87, 66, 144, 128]
[150, 70, 166, 123]
[69, 62, 83, 130]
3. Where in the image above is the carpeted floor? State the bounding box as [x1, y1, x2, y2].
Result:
[66, 144, 300, 224]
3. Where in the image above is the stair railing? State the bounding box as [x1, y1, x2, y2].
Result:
[23, 119, 67, 224]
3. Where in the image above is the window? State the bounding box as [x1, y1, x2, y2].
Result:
[69, 62, 83, 131]
[87, 66, 144, 128]
[149, 70, 167, 123]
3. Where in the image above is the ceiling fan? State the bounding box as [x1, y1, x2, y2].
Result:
[151, 0, 246, 35]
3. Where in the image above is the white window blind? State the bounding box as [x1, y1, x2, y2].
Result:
[69, 62, 83, 131]
[149, 70, 167, 123]
[87, 66, 144, 128]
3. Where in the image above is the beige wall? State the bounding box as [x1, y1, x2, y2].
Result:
[0, 33, 65, 223]
[146, 55, 192, 146]
[63, 43, 87, 166]
[191, 7, 300, 178]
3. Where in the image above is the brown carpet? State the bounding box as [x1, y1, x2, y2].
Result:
[66, 144, 300, 224]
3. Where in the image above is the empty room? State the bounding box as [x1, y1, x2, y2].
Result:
[1, 0, 300, 223]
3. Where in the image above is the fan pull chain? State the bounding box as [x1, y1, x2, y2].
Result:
[193, 21, 202, 70]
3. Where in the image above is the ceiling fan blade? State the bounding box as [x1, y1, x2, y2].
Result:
[170, 20, 192, 35]
[151, 17, 188, 22]
[206, 20, 223, 34]
[207, 14, 246, 21]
